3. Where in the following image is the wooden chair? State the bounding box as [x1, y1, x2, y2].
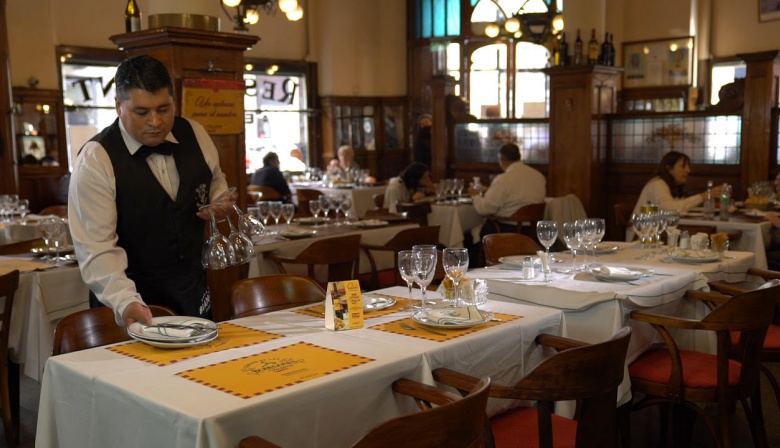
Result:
[372, 193, 385, 210]
[295, 188, 323, 217]
[39, 204, 68, 217]
[239, 376, 491, 448]
[229, 274, 326, 318]
[0, 237, 44, 256]
[0, 270, 20, 447]
[482, 233, 543, 266]
[248, 185, 282, 202]
[359, 226, 441, 290]
[51, 305, 176, 356]
[265, 234, 362, 286]
[484, 202, 546, 238]
[625, 285, 780, 448]
[396, 202, 432, 227]
[434, 326, 632, 448]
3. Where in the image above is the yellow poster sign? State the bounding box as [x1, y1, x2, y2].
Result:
[181, 78, 245, 135]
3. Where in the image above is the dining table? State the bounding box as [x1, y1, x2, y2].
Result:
[36, 288, 564, 448]
[289, 183, 386, 219]
[426, 200, 483, 247]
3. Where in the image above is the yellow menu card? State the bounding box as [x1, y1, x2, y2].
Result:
[324, 280, 364, 331]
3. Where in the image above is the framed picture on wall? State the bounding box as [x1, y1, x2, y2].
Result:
[759, 0, 780, 22]
[622, 37, 694, 88]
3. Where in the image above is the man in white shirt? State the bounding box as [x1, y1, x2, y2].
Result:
[69, 55, 233, 326]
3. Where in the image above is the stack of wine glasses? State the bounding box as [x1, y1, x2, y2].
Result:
[201, 191, 265, 270]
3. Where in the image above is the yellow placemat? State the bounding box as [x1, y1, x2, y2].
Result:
[177, 341, 375, 399]
[107, 322, 283, 366]
[293, 296, 410, 319]
[0, 259, 56, 275]
[369, 312, 522, 342]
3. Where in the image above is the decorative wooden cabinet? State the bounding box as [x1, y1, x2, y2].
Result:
[619, 85, 699, 113]
[13, 87, 69, 212]
[321, 96, 408, 181]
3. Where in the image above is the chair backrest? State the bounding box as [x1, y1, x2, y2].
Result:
[249, 185, 282, 201]
[352, 377, 490, 448]
[612, 202, 634, 241]
[542, 194, 587, 244]
[270, 234, 362, 283]
[0, 270, 19, 446]
[229, 274, 326, 318]
[39, 205, 68, 218]
[396, 202, 432, 227]
[482, 233, 543, 266]
[486, 202, 546, 236]
[361, 226, 441, 287]
[0, 237, 44, 256]
[296, 188, 323, 217]
[51, 305, 176, 355]
[372, 193, 385, 210]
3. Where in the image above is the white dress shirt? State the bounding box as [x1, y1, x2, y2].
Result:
[68, 118, 228, 323]
[472, 161, 546, 218]
[633, 177, 702, 214]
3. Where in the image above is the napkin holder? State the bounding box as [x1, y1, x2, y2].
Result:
[325, 280, 364, 331]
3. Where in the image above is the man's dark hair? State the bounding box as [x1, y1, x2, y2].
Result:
[115, 55, 174, 102]
[400, 162, 429, 191]
[263, 152, 279, 166]
[498, 143, 521, 162]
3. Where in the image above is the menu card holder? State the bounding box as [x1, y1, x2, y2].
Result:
[325, 280, 364, 331]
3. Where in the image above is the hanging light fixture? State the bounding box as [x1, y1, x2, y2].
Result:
[482, 0, 563, 44]
[220, 0, 303, 32]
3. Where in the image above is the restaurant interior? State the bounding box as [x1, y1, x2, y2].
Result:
[2, 0, 780, 446]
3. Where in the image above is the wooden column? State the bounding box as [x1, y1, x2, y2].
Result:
[429, 75, 456, 181]
[545, 65, 622, 218]
[110, 27, 258, 323]
[0, 0, 16, 194]
[737, 50, 780, 191]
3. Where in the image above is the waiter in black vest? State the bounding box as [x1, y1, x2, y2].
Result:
[69, 55, 234, 326]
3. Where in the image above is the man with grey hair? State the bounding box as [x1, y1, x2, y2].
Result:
[69, 55, 234, 326]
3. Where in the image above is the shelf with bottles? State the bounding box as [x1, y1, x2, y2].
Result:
[553, 28, 616, 68]
[618, 85, 699, 113]
[12, 87, 67, 168]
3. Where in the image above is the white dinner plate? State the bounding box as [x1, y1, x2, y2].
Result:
[352, 219, 389, 228]
[362, 294, 396, 312]
[127, 316, 218, 343]
[669, 251, 721, 264]
[31, 244, 74, 255]
[295, 217, 330, 225]
[590, 267, 649, 282]
[131, 331, 219, 349]
[412, 309, 493, 329]
[280, 229, 316, 239]
[498, 255, 541, 268]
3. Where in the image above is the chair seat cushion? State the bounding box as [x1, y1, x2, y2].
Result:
[490, 406, 577, 448]
[731, 324, 780, 349]
[357, 270, 397, 289]
[629, 348, 741, 388]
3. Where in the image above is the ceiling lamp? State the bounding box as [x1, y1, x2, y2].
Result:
[483, 0, 563, 45]
[220, 0, 303, 32]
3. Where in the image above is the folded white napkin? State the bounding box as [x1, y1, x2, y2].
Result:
[592, 266, 640, 276]
[536, 251, 550, 272]
[140, 325, 199, 339]
[426, 305, 484, 325]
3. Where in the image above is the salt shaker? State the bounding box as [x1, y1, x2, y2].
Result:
[679, 230, 690, 249]
[522, 256, 535, 279]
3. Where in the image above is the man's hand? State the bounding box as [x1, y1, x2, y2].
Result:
[766, 213, 780, 229]
[123, 302, 153, 326]
[196, 188, 238, 221]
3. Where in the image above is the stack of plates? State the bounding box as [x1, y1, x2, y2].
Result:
[127, 316, 218, 348]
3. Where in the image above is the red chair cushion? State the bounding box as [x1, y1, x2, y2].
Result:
[357, 270, 397, 289]
[731, 324, 780, 349]
[629, 348, 741, 388]
[490, 406, 577, 448]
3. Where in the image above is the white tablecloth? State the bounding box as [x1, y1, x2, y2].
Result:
[678, 216, 771, 269]
[290, 184, 386, 219]
[37, 289, 563, 448]
[427, 203, 483, 247]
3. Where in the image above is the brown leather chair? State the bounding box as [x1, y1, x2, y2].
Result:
[229, 274, 326, 319]
[359, 225, 441, 290]
[434, 327, 631, 448]
[395, 202, 432, 227]
[0, 270, 19, 447]
[39, 205, 68, 218]
[248, 185, 282, 202]
[484, 202, 546, 237]
[239, 376, 491, 448]
[51, 305, 176, 356]
[0, 237, 44, 256]
[265, 234, 362, 286]
[295, 188, 323, 217]
[482, 233, 543, 266]
[626, 285, 779, 447]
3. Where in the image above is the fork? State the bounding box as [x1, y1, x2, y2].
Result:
[399, 322, 447, 337]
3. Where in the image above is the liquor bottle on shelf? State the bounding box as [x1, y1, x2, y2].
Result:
[125, 0, 141, 33]
[599, 32, 610, 65]
[573, 29, 583, 65]
[553, 34, 561, 66]
[559, 32, 569, 66]
[587, 29, 599, 65]
[607, 33, 616, 66]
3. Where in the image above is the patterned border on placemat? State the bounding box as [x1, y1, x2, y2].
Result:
[368, 312, 522, 342]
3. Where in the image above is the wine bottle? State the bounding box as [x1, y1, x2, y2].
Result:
[599, 32, 610, 65]
[587, 29, 599, 65]
[553, 34, 561, 66]
[607, 33, 616, 66]
[573, 29, 583, 65]
[559, 32, 569, 66]
[125, 0, 141, 33]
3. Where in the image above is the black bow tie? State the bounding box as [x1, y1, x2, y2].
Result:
[135, 141, 175, 159]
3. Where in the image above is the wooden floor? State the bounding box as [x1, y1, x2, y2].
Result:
[5, 363, 780, 447]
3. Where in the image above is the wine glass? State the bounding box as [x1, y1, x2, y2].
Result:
[412, 252, 436, 313]
[591, 218, 606, 250]
[331, 196, 344, 226]
[536, 220, 558, 282]
[256, 201, 271, 227]
[269, 201, 283, 227]
[225, 213, 256, 265]
[320, 196, 332, 224]
[340, 197, 353, 223]
[309, 197, 322, 225]
[442, 248, 469, 307]
[631, 213, 652, 260]
[281, 203, 295, 228]
[579, 219, 596, 269]
[201, 208, 236, 270]
[233, 204, 266, 243]
[455, 178, 465, 198]
[39, 217, 64, 262]
[562, 221, 583, 273]
[16, 199, 30, 220]
[397, 250, 418, 310]
[664, 210, 680, 254]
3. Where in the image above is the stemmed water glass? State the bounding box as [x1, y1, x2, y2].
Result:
[17, 199, 30, 220]
[39, 217, 65, 262]
[340, 197, 353, 224]
[562, 221, 583, 273]
[233, 203, 266, 243]
[201, 208, 236, 270]
[331, 196, 344, 226]
[225, 212, 256, 265]
[309, 197, 322, 226]
[398, 250, 418, 310]
[412, 251, 436, 314]
[664, 210, 680, 254]
[442, 248, 469, 307]
[536, 220, 558, 282]
[256, 201, 271, 227]
[281, 203, 295, 228]
[269, 201, 283, 227]
[320, 196, 333, 224]
[454, 178, 465, 198]
[579, 219, 596, 269]
[631, 213, 652, 260]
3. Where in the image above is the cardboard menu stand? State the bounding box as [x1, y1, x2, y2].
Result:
[325, 280, 364, 331]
